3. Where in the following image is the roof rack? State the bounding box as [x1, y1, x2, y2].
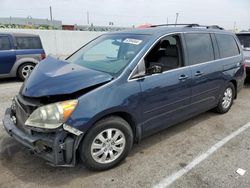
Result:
[204, 25, 224, 30]
[150, 23, 199, 27]
[150, 24, 224, 30]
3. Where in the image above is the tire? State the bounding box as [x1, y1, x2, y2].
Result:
[17, 63, 35, 81]
[214, 82, 235, 114]
[80, 116, 133, 171]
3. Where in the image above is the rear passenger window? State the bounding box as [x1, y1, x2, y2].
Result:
[216, 34, 239, 58]
[16, 37, 42, 49]
[185, 33, 214, 65]
[0, 36, 11, 50]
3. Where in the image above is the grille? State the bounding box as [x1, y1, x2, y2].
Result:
[17, 96, 37, 114]
[14, 98, 32, 134]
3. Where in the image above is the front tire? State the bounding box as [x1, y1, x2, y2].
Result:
[17, 63, 35, 81]
[80, 116, 133, 171]
[214, 82, 235, 114]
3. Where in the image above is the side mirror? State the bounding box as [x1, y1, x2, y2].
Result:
[148, 64, 163, 74]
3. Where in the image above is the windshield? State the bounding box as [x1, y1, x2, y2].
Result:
[237, 34, 250, 49]
[67, 34, 149, 75]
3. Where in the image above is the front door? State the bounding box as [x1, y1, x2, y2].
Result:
[140, 67, 192, 136]
[131, 34, 192, 136]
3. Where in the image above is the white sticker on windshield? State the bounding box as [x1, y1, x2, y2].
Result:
[123, 38, 142, 45]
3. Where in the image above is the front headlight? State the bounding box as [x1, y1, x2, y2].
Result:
[25, 100, 78, 129]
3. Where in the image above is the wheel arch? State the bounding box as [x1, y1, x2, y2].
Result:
[10, 57, 38, 77]
[229, 79, 237, 99]
[82, 110, 141, 144]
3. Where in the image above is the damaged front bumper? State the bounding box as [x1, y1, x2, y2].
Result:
[2, 108, 83, 167]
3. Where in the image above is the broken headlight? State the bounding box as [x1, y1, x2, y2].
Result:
[25, 100, 78, 129]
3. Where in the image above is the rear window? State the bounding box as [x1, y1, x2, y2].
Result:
[185, 33, 214, 65]
[0, 36, 11, 50]
[216, 34, 240, 58]
[16, 37, 42, 49]
[236, 34, 250, 48]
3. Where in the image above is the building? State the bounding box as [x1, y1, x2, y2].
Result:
[0, 17, 62, 30]
[0, 17, 129, 31]
[62, 25, 75, 30]
[62, 24, 129, 31]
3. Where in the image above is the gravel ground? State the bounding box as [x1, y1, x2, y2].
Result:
[0, 79, 249, 188]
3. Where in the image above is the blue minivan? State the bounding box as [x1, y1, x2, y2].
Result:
[3, 24, 246, 170]
[0, 33, 45, 80]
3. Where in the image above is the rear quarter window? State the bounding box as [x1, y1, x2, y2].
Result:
[185, 33, 215, 65]
[236, 34, 250, 48]
[215, 34, 240, 58]
[0, 36, 11, 50]
[16, 37, 42, 49]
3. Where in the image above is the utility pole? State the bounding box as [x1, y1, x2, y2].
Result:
[175, 13, 179, 25]
[87, 11, 90, 25]
[167, 17, 168, 25]
[49, 6, 53, 21]
[49, 6, 53, 29]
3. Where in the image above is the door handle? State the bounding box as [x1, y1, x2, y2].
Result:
[194, 71, 204, 77]
[179, 75, 189, 81]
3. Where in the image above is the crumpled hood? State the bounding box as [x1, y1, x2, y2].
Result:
[21, 56, 113, 97]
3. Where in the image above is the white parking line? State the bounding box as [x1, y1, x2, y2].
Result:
[153, 122, 250, 188]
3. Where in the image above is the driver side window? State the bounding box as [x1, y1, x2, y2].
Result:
[132, 34, 183, 78]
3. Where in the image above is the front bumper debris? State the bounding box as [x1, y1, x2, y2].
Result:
[2, 108, 83, 167]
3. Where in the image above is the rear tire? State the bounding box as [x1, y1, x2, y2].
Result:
[17, 63, 35, 81]
[80, 116, 133, 171]
[214, 82, 235, 114]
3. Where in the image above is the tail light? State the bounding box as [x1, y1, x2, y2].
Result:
[40, 53, 46, 60]
[243, 60, 247, 72]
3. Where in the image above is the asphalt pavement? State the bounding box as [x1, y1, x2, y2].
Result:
[0, 79, 249, 188]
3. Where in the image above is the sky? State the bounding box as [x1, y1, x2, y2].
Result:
[0, 0, 249, 30]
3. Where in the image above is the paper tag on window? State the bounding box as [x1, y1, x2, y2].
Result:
[123, 38, 142, 45]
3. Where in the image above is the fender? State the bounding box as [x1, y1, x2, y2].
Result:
[78, 107, 143, 143]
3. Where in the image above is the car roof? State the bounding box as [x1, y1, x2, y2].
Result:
[108, 26, 233, 38]
[0, 32, 40, 37]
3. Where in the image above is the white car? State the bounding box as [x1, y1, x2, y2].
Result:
[237, 32, 250, 78]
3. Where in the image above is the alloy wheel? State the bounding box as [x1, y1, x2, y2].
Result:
[222, 87, 233, 109]
[21, 65, 34, 79]
[90, 128, 126, 164]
